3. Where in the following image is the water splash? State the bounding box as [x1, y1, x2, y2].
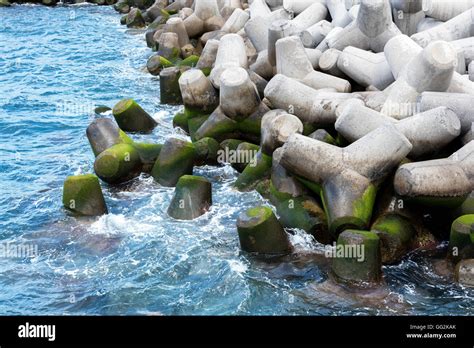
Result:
[0, 5, 472, 315]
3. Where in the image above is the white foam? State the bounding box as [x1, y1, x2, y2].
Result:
[228, 259, 248, 275]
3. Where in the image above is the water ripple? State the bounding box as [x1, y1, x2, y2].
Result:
[0, 4, 472, 315]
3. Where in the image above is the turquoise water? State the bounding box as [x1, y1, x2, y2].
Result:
[0, 4, 472, 315]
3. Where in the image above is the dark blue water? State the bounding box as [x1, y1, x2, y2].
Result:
[0, 4, 472, 315]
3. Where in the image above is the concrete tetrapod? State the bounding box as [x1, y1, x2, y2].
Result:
[160, 66, 183, 105]
[151, 137, 196, 187]
[196, 39, 219, 75]
[337, 46, 394, 90]
[230, 142, 259, 173]
[94, 143, 143, 184]
[271, 147, 306, 198]
[86, 118, 134, 157]
[391, 0, 424, 36]
[451, 37, 474, 67]
[234, 150, 272, 191]
[394, 141, 474, 207]
[164, 17, 189, 48]
[167, 175, 212, 220]
[236, 206, 291, 255]
[381, 40, 457, 119]
[178, 68, 219, 112]
[318, 48, 346, 78]
[411, 7, 474, 47]
[63, 174, 108, 216]
[86, 118, 162, 173]
[260, 110, 303, 156]
[269, 149, 329, 242]
[331, 230, 382, 287]
[283, 0, 324, 15]
[455, 259, 474, 287]
[264, 74, 358, 126]
[244, 9, 292, 54]
[326, 0, 402, 53]
[209, 33, 248, 88]
[193, 137, 220, 165]
[384, 34, 474, 96]
[279, 124, 412, 235]
[326, 0, 353, 28]
[276, 36, 351, 93]
[268, 19, 295, 66]
[112, 99, 157, 133]
[423, 0, 474, 21]
[183, 0, 223, 37]
[449, 214, 474, 262]
[300, 20, 333, 48]
[370, 213, 415, 264]
[335, 101, 461, 158]
[289, 2, 328, 33]
[418, 91, 474, 134]
[221, 8, 249, 33]
[157, 32, 181, 61]
[219, 67, 261, 120]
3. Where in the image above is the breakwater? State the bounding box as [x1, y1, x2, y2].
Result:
[1, 1, 473, 314]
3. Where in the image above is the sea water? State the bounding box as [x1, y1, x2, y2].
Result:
[0, 4, 472, 315]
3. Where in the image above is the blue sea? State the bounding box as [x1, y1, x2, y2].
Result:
[0, 4, 472, 315]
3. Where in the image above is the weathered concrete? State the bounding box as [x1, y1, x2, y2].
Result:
[326, 0, 402, 53]
[381, 40, 457, 119]
[244, 9, 292, 53]
[276, 36, 351, 92]
[394, 141, 474, 206]
[391, 0, 424, 36]
[268, 19, 294, 66]
[300, 20, 333, 48]
[423, 0, 474, 21]
[264, 74, 357, 125]
[183, 0, 224, 37]
[337, 46, 394, 89]
[221, 7, 249, 32]
[196, 39, 219, 70]
[280, 125, 412, 234]
[319, 48, 346, 78]
[384, 34, 474, 95]
[327, 0, 353, 27]
[209, 33, 248, 88]
[179, 68, 219, 111]
[411, 7, 474, 47]
[451, 37, 474, 67]
[283, 0, 325, 14]
[336, 101, 461, 158]
[157, 32, 181, 61]
[165, 17, 190, 48]
[418, 91, 474, 134]
[219, 67, 261, 119]
[290, 2, 328, 32]
[416, 16, 443, 32]
[260, 110, 303, 155]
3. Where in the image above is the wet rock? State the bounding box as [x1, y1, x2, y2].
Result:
[112, 99, 157, 133]
[167, 175, 212, 219]
[236, 206, 291, 254]
[63, 174, 107, 216]
[151, 137, 196, 187]
[331, 230, 382, 287]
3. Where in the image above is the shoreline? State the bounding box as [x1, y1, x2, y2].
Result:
[3, 0, 473, 298]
